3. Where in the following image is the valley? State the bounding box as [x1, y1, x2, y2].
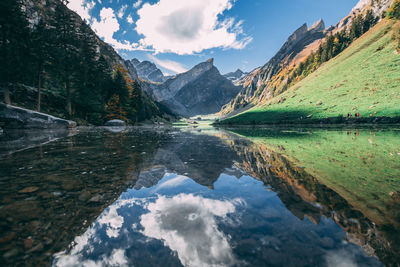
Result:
[1, 0, 400, 266]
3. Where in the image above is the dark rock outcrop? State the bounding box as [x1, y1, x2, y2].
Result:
[0, 104, 76, 129]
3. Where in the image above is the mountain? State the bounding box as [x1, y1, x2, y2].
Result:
[220, 12, 400, 124]
[220, 0, 394, 117]
[149, 58, 241, 117]
[130, 58, 167, 83]
[223, 69, 246, 83]
[221, 19, 327, 115]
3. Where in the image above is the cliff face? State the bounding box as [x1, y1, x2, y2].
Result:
[335, 0, 393, 32]
[130, 59, 167, 83]
[149, 58, 240, 117]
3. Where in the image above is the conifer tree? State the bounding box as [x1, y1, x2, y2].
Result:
[0, 0, 30, 103]
[31, 19, 52, 112]
[54, 0, 78, 117]
[363, 10, 377, 33]
[75, 21, 100, 119]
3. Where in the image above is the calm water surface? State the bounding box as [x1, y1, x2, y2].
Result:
[0, 126, 399, 266]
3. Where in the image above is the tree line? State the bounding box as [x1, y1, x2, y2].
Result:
[0, 0, 142, 124]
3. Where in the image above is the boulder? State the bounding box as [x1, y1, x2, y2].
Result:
[0, 103, 76, 129]
[104, 119, 126, 127]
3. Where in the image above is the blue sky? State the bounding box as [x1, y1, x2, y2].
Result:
[68, 0, 360, 75]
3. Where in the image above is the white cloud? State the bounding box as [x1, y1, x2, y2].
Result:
[126, 14, 134, 24]
[147, 54, 188, 74]
[135, 0, 252, 55]
[133, 0, 143, 9]
[325, 249, 358, 267]
[92, 7, 143, 51]
[67, 0, 95, 22]
[98, 203, 124, 238]
[117, 4, 127, 18]
[140, 194, 239, 266]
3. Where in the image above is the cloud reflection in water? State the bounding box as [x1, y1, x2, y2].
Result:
[140, 193, 241, 267]
[53, 175, 242, 267]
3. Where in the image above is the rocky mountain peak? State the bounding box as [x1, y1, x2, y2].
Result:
[189, 59, 215, 74]
[131, 58, 141, 66]
[309, 19, 325, 32]
[129, 58, 167, 83]
[287, 23, 309, 44]
[234, 69, 243, 75]
[224, 69, 246, 83]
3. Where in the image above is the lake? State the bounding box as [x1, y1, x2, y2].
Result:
[0, 126, 399, 266]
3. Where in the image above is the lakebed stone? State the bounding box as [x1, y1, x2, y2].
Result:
[0, 103, 76, 129]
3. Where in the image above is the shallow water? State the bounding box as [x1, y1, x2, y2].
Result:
[0, 126, 399, 266]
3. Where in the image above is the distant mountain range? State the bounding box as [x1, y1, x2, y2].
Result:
[146, 58, 241, 117]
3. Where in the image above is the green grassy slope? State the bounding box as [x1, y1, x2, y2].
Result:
[220, 20, 400, 125]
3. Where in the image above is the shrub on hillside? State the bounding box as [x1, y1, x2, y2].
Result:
[387, 0, 400, 19]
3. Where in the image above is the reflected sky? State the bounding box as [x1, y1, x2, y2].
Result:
[53, 172, 382, 267]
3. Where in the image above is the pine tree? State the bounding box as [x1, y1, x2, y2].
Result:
[96, 55, 113, 113]
[129, 80, 142, 123]
[0, 0, 30, 103]
[363, 10, 377, 33]
[54, 0, 79, 117]
[75, 21, 101, 119]
[350, 15, 364, 41]
[113, 69, 130, 107]
[104, 69, 130, 122]
[105, 94, 127, 121]
[31, 19, 52, 112]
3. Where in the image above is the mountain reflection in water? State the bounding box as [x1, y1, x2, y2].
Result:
[0, 127, 398, 266]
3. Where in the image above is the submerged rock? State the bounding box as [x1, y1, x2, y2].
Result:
[18, 187, 39, 193]
[0, 104, 76, 129]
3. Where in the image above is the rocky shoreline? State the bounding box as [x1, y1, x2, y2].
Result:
[0, 104, 76, 130]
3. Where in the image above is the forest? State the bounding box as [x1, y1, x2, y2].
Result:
[0, 0, 144, 125]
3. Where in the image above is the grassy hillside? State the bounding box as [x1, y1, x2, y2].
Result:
[220, 19, 400, 125]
